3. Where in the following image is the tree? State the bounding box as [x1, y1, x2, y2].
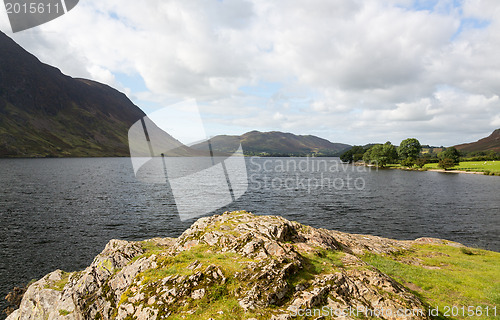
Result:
[340, 149, 353, 163]
[363, 147, 373, 164]
[438, 158, 456, 170]
[398, 138, 422, 160]
[340, 146, 365, 163]
[363, 142, 398, 167]
[438, 147, 460, 165]
[422, 152, 437, 161]
[353, 151, 364, 162]
[415, 158, 427, 168]
[401, 157, 415, 168]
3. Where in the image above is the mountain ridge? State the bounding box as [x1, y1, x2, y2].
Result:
[3, 31, 498, 158]
[0, 31, 183, 157]
[192, 130, 351, 156]
[454, 129, 500, 153]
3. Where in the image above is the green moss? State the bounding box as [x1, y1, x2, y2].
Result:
[140, 240, 166, 254]
[286, 249, 344, 290]
[101, 281, 117, 309]
[96, 259, 114, 273]
[140, 244, 251, 283]
[362, 244, 500, 319]
[58, 309, 72, 316]
[44, 271, 71, 291]
[207, 281, 230, 302]
[168, 278, 270, 320]
[167, 298, 267, 320]
[128, 240, 172, 264]
[112, 244, 258, 318]
[26, 278, 38, 287]
[225, 210, 249, 217]
[118, 287, 132, 306]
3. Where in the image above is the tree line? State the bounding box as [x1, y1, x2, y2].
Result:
[340, 138, 467, 170]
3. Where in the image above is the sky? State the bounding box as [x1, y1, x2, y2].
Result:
[1, 0, 499, 146]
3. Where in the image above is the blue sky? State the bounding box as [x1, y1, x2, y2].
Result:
[1, 0, 499, 146]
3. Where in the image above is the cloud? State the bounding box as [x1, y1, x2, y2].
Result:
[1, 0, 499, 146]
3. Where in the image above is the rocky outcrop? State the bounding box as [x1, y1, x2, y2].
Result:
[7, 211, 458, 320]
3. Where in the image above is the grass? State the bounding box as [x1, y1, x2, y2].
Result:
[123, 242, 346, 320]
[140, 244, 251, 282]
[288, 248, 344, 287]
[424, 161, 500, 175]
[44, 271, 70, 291]
[167, 295, 269, 320]
[164, 247, 345, 320]
[59, 309, 72, 316]
[168, 276, 276, 320]
[0, 100, 131, 157]
[135, 240, 168, 260]
[121, 244, 271, 320]
[362, 244, 500, 319]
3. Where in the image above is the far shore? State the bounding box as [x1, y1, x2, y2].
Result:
[388, 166, 498, 176]
[426, 168, 486, 175]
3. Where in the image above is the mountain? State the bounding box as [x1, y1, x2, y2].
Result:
[0, 31, 183, 157]
[192, 131, 351, 156]
[454, 129, 500, 153]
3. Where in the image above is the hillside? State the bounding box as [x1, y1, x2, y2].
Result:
[0, 31, 182, 157]
[454, 129, 500, 153]
[5, 211, 499, 320]
[192, 131, 351, 156]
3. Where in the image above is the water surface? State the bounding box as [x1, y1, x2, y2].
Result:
[0, 157, 498, 316]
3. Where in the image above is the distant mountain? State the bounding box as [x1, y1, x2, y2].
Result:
[192, 130, 351, 156]
[454, 129, 500, 153]
[0, 31, 184, 157]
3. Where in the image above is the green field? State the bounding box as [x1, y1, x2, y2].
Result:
[363, 244, 500, 320]
[424, 161, 500, 175]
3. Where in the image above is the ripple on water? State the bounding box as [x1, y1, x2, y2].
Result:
[0, 157, 499, 318]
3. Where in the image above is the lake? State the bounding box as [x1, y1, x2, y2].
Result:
[0, 157, 499, 317]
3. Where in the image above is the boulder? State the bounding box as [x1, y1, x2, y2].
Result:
[6, 211, 434, 320]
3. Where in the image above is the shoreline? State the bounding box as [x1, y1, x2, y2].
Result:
[5, 211, 500, 320]
[425, 168, 486, 175]
[392, 167, 499, 176]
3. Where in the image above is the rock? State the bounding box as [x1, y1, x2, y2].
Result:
[6, 270, 77, 320]
[186, 260, 201, 270]
[191, 289, 205, 300]
[134, 305, 158, 320]
[7, 211, 437, 320]
[271, 314, 292, 320]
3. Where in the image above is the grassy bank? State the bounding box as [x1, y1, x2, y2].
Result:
[424, 161, 500, 175]
[362, 244, 500, 320]
[385, 161, 500, 175]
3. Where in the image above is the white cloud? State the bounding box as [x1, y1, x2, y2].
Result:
[1, 0, 499, 146]
[492, 115, 500, 127]
[87, 66, 117, 87]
